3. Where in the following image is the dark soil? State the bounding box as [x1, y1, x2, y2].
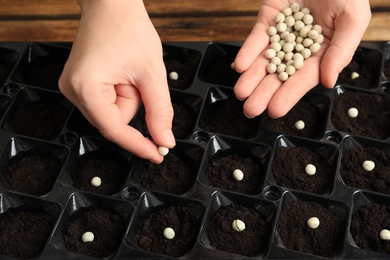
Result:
[165, 59, 198, 90]
[1, 155, 61, 196]
[331, 91, 390, 140]
[337, 57, 377, 89]
[272, 147, 334, 194]
[340, 146, 390, 194]
[139, 152, 196, 195]
[137, 206, 200, 257]
[24, 61, 64, 91]
[351, 203, 390, 255]
[0, 211, 54, 259]
[11, 101, 69, 140]
[205, 154, 264, 195]
[202, 97, 260, 139]
[172, 103, 197, 139]
[207, 204, 269, 257]
[277, 200, 344, 257]
[201, 55, 241, 87]
[64, 208, 126, 258]
[266, 99, 324, 138]
[72, 158, 128, 195]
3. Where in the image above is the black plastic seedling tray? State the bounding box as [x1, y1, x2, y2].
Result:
[0, 41, 390, 259]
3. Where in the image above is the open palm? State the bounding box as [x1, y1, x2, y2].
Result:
[234, 0, 371, 118]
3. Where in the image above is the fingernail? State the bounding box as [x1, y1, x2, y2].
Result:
[268, 113, 278, 119]
[243, 111, 255, 119]
[163, 129, 176, 147]
[237, 97, 246, 101]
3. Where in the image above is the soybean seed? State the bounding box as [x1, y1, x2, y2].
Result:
[380, 229, 390, 240]
[347, 107, 358, 118]
[305, 164, 316, 175]
[265, 48, 277, 59]
[232, 169, 244, 181]
[232, 219, 246, 232]
[279, 72, 289, 81]
[307, 217, 320, 229]
[163, 227, 175, 240]
[362, 160, 375, 171]
[169, 71, 179, 80]
[82, 232, 94, 243]
[294, 120, 305, 130]
[267, 63, 277, 73]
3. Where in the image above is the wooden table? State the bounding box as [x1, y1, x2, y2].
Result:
[0, 0, 389, 42]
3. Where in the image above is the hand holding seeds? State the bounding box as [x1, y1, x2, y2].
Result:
[233, 0, 371, 119]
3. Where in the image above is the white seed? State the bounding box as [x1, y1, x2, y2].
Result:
[232, 219, 246, 232]
[284, 52, 294, 61]
[82, 231, 94, 243]
[303, 38, 314, 48]
[265, 48, 277, 59]
[285, 16, 295, 28]
[303, 14, 314, 25]
[301, 48, 312, 59]
[293, 53, 304, 60]
[362, 160, 375, 171]
[233, 169, 244, 181]
[293, 11, 304, 21]
[310, 43, 321, 53]
[280, 31, 290, 40]
[294, 20, 305, 31]
[275, 13, 285, 23]
[380, 229, 390, 240]
[277, 64, 287, 73]
[268, 26, 277, 36]
[91, 177, 102, 187]
[313, 24, 323, 34]
[271, 56, 282, 66]
[300, 26, 311, 38]
[305, 164, 316, 175]
[158, 146, 169, 156]
[307, 30, 319, 40]
[286, 60, 294, 66]
[287, 27, 293, 33]
[283, 42, 294, 53]
[230, 62, 235, 70]
[293, 58, 304, 69]
[276, 51, 285, 60]
[295, 43, 304, 52]
[267, 63, 277, 73]
[271, 41, 282, 52]
[351, 72, 360, 79]
[276, 22, 287, 33]
[282, 7, 292, 16]
[286, 65, 296, 76]
[279, 40, 286, 47]
[347, 107, 358, 118]
[284, 33, 296, 43]
[169, 71, 179, 80]
[279, 72, 289, 81]
[314, 34, 324, 44]
[296, 36, 304, 44]
[294, 120, 305, 130]
[301, 7, 311, 15]
[307, 217, 320, 229]
[163, 227, 175, 239]
[290, 3, 300, 13]
[270, 34, 281, 43]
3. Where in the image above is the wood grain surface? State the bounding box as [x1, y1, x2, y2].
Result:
[0, 0, 389, 42]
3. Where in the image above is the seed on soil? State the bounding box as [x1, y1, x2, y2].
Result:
[294, 120, 305, 130]
[232, 219, 246, 232]
[82, 231, 94, 243]
[380, 229, 390, 240]
[169, 71, 179, 80]
[347, 107, 359, 118]
[91, 176, 102, 187]
[232, 169, 244, 181]
[351, 72, 360, 79]
[362, 160, 375, 171]
[307, 217, 320, 229]
[305, 164, 316, 175]
[163, 227, 175, 239]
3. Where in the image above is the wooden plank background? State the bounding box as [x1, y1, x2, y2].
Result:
[0, 0, 389, 42]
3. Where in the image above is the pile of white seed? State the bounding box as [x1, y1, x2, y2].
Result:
[266, 3, 324, 81]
